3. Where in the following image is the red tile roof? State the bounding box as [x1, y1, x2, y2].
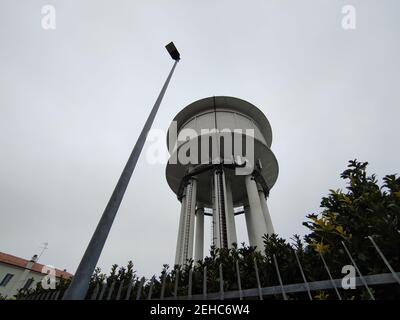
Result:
[0, 251, 73, 279]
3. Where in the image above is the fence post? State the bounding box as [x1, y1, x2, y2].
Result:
[90, 283, 99, 300]
[106, 280, 116, 300]
[50, 291, 57, 300]
[341, 241, 375, 300]
[125, 277, 135, 300]
[319, 252, 342, 300]
[98, 281, 108, 300]
[148, 277, 155, 300]
[368, 236, 400, 286]
[253, 258, 263, 300]
[116, 279, 125, 300]
[293, 250, 313, 300]
[273, 254, 288, 300]
[136, 277, 145, 300]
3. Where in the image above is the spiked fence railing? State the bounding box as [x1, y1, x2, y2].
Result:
[21, 236, 400, 301]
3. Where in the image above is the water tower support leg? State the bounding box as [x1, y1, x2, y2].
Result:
[257, 186, 275, 235]
[224, 176, 237, 247]
[174, 193, 187, 265]
[244, 204, 255, 246]
[185, 179, 197, 262]
[244, 174, 268, 251]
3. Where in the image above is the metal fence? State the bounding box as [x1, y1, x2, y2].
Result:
[23, 237, 400, 300]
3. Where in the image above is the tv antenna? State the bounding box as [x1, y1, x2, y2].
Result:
[37, 242, 48, 262]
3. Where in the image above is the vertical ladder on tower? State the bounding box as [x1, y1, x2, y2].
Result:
[182, 181, 193, 263]
[217, 171, 228, 248]
[211, 177, 216, 247]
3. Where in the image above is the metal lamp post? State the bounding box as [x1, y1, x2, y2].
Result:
[63, 42, 181, 300]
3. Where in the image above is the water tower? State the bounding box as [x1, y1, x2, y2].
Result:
[166, 96, 278, 265]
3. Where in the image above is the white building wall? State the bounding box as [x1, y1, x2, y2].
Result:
[0, 262, 65, 299]
[0, 263, 45, 298]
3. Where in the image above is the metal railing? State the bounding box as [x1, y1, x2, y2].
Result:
[21, 236, 400, 300]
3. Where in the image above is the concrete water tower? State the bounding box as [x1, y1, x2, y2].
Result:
[166, 96, 279, 265]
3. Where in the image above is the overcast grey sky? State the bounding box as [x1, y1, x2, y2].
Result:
[0, 0, 399, 278]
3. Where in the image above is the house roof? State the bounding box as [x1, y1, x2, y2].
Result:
[0, 251, 73, 279]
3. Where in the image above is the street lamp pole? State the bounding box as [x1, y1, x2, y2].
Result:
[63, 42, 181, 300]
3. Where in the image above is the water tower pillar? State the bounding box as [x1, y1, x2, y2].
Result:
[224, 176, 237, 247]
[244, 204, 255, 246]
[174, 178, 197, 265]
[258, 186, 275, 235]
[184, 179, 197, 263]
[174, 189, 187, 265]
[245, 174, 268, 250]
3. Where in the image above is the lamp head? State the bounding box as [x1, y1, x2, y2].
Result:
[165, 42, 180, 61]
